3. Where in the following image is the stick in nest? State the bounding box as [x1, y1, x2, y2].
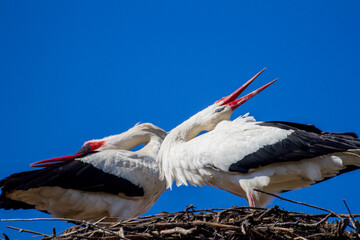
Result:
[254, 189, 343, 220]
[343, 200, 360, 238]
[6, 225, 50, 238]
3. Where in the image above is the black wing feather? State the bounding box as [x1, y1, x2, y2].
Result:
[1, 157, 144, 210]
[229, 121, 360, 173]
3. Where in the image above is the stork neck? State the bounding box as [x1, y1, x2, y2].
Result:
[170, 120, 207, 142]
[167, 105, 232, 143]
[113, 132, 148, 151]
[136, 134, 164, 159]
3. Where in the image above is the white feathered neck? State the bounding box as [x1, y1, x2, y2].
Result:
[92, 123, 167, 159]
[157, 101, 254, 188]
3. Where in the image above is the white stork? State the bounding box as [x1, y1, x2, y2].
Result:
[158, 69, 360, 207]
[0, 123, 167, 220]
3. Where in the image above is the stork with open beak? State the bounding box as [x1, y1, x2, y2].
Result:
[157, 69, 360, 207]
[0, 123, 167, 220]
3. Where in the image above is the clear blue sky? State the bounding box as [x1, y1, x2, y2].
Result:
[1, 1, 360, 238]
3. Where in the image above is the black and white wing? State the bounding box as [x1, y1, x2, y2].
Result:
[0, 150, 165, 219]
[228, 121, 360, 173]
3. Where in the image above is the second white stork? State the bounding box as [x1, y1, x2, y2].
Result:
[158, 69, 360, 207]
[0, 123, 167, 220]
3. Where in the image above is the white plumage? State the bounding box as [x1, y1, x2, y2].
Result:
[1, 123, 167, 220]
[158, 70, 360, 207]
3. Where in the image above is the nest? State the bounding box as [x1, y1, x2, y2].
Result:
[4, 204, 359, 240]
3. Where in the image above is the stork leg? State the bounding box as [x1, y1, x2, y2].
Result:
[247, 192, 256, 207]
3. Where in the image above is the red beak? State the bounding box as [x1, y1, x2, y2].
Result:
[217, 68, 277, 110]
[30, 141, 105, 168]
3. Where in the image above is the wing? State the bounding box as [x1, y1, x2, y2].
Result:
[230, 121, 360, 173]
[260, 121, 358, 138]
[80, 150, 165, 196]
[191, 118, 360, 174]
[1, 151, 145, 210]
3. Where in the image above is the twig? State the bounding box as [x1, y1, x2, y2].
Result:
[2, 217, 123, 239]
[193, 220, 242, 231]
[125, 233, 153, 239]
[343, 200, 360, 238]
[184, 204, 195, 212]
[57, 230, 83, 238]
[93, 216, 107, 225]
[307, 232, 333, 238]
[338, 218, 350, 236]
[6, 225, 50, 237]
[262, 221, 299, 227]
[302, 213, 332, 227]
[56, 226, 88, 238]
[255, 205, 278, 221]
[254, 189, 343, 220]
[79, 220, 124, 239]
[160, 227, 197, 236]
[294, 237, 308, 240]
[257, 226, 294, 233]
[118, 227, 125, 238]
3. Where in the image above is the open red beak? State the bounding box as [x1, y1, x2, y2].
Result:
[216, 68, 277, 110]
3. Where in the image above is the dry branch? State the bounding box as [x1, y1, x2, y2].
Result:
[254, 188, 344, 220]
[343, 199, 360, 238]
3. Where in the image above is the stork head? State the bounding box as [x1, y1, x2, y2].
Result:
[192, 68, 277, 132]
[31, 123, 167, 167]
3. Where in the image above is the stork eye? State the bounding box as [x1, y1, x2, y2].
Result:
[215, 107, 225, 113]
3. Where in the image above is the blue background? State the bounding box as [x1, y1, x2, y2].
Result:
[1, 1, 360, 238]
